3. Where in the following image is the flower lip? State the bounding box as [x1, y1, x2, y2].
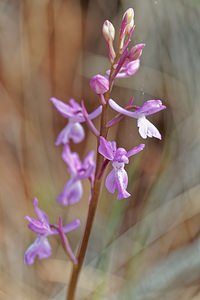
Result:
[50, 97, 102, 123]
[137, 116, 162, 140]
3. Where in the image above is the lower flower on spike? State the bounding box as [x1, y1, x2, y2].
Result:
[24, 198, 80, 265]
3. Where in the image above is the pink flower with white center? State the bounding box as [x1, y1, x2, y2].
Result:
[98, 136, 145, 199]
[57, 144, 95, 205]
[50, 97, 102, 145]
[109, 99, 166, 140]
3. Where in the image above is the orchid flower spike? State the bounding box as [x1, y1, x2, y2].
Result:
[50, 97, 102, 145]
[57, 144, 95, 206]
[109, 99, 166, 140]
[98, 136, 145, 199]
[24, 198, 80, 265]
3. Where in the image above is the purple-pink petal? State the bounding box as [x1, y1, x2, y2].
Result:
[69, 98, 82, 111]
[113, 58, 140, 79]
[62, 145, 95, 183]
[50, 219, 81, 236]
[33, 198, 49, 224]
[136, 100, 166, 116]
[77, 151, 95, 180]
[105, 169, 116, 194]
[109, 98, 166, 118]
[62, 144, 81, 175]
[51, 96, 102, 129]
[24, 236, 52, 265]
[75, 105, 103, 123]
[113, 148, 129, 164]
[77, 165, 95, 181]
[50, 97, 74, 118]
[62, 219, 81, 233]
[126, 144, 145, 157]
[57, 178, 83, 206]
[55, 122, 85, 146]
[55, 125, 71, 145]
[98, 136, 115, 161]
[26, 218, 49, 235]
[129, 43, 146, 60]
[125, 59, 140, 77]
[120, 26, 135, 54]
[69, 122, 85, 143]
[108, 98, 138, 118]
[108, 141, 117, 152]
[81, 101, 100, 137]
[83, 150, 95, 168]
[119, 12, 127, 39]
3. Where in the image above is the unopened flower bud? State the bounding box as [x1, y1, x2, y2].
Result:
[122, 8, 134, 32]
[102, 20, 115, 42]
[119, 8, 135, 50]
[90, 74, 109, 95]
[129, 43, 146, 60]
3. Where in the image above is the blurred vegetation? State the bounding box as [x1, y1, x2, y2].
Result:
[0, 0, 200, 299]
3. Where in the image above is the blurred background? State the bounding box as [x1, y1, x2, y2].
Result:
[0, 0, 200, 299]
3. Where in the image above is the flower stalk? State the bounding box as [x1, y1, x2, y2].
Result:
[24, 8, 166, 300]
[66, 65, 115, 300]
